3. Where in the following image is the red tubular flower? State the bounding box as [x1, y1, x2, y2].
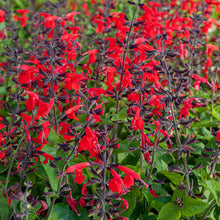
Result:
[121, 198, 129, 210]
[108, 169, 124, 194]
[36, 200, 48, 216]
[216, 130, 220, 141]
[78, 127, 100, 161]
[0, 151, 5, 160]
[66, 190, 80, 216]
[65, 105, 83, 120]
[131, 107, 144, 130]
[0, 10, 6, 23]
[13, 9, 29, 27]
[118, 165, 148, 188]
[58, 162, 90, 184]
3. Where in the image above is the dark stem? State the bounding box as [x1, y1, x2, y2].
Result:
[201, 200, 216, 220]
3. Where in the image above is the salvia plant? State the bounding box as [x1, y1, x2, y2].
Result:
[0, 0, 219, 219]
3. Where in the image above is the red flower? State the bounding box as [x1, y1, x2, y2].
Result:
[0, 10, 6, 23]
[131, 107, 144, 130]
[42, 153, 53, 165]
[108, 169, 124, 194]
[36, 98, 54, 118]
[0, 151, 5, 160]
[150, 189, 158, 198]
[78, 127, 100, 160]
[121, 198, 129, 210]
[25, 91, 39, 111]
[66, 190, 80, 216]
[216, 130, 220, 141]
[36, 200, 48, 216]
[65, 105, 83, 120]
[118, 165, 148, 188]
[191, 74, 211, 91]
[59, 162, 90, 185]
[13, 9, 29, 27]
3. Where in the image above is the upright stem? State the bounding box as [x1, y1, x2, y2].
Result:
[113, 0, 140, 139]
[147, 130, 160, 183]
[201, 200, 216, 220]
[163, 54, 190, 195]
[5, 133, 25, 190]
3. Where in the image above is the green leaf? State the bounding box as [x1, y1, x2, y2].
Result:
[0, 87, 8, 95]
[122, 187, 140, 217]
[192, 121, 219, 128]
[157, 203, 181, 220]
[40, 157, 58, 192]
[0, 190, 10, 220]
[48, 131, 62, 145]
[204, 180, 220, 206]
[0, 109, 9, 117]
[160, 171, 183, 185]
[182, 196, 209, 217]
[118, 107, 128, 120]
[212, 106, 220, 121]
[49, 203, 89, 220]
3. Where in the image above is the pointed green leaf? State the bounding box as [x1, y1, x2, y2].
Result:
[160, 171, 183, 185]
[158, 203, 181, 220]
[182, 196, 209, 216]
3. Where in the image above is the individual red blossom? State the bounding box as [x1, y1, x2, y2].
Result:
[13, 9, 29, 27]
[79, 197, 86, 207]
[150, 189, 159, 198]
[216, 130, 220, 141]
[65, 11, 80, 23]
[25, 91, 39, 111]
[42, 153, 53, 165]
[36, 200, 48, 216]
[59, 122, 73, 141]
[65, 105, 83, 120]
[36, 98, 54, 118]
[191, 74, 211, 91]
[118, 165, 148, 188]
[144, 152, 151, 164]
[0, 151, 5, 160]
[206, 44, 219, 57]
[0, 10, 6, 23]
[66, 190, 80, 216]
[78, 127, 100, 160]
[40, 13, 59, 29]
[131, 107, 144, 130]
[20, 113, 32, 126]
[58, 162, 90, 185]
[108, 169, 124, 194]
[82, 49, 99, 64]
[64, 72, 86, 92]
[82, 183, 88, 195]
[32, 121, 50, 144]
[94, 19, 105, 33]
[121, 198, 129, 210]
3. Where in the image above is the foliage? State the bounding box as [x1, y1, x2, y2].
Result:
[0, 0, 219, 219]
